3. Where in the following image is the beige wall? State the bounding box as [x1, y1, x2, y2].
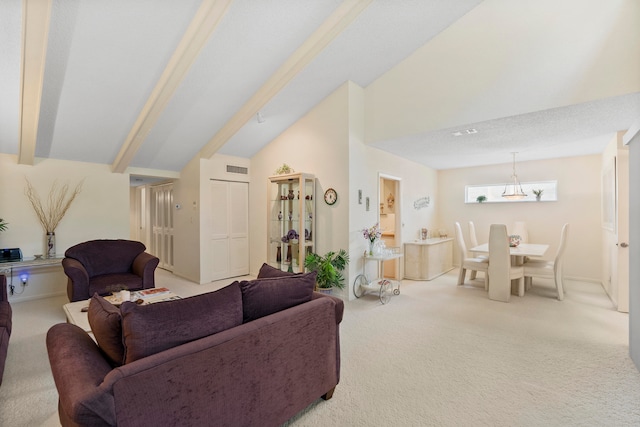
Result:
[172, 156, 200, 283]
[250, 83, 351, 285]
[250, 81, 441, 299]
[438, 154, 602, 282]
[348, 83, 440, 299]
[0, 154, 130, 301]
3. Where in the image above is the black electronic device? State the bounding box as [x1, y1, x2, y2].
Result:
[0, 248, 22, 263]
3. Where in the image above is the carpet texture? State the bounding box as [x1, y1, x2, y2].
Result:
[1, 269, 639, 426]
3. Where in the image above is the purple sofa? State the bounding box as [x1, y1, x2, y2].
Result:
[0, 274, 12, 386]
[62, 239, 159, 302]
[46, 271, 343, 427]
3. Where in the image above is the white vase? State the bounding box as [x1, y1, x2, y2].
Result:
[46, 232, 56, 258]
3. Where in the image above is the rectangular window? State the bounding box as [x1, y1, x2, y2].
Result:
[465, 181, 557, 203]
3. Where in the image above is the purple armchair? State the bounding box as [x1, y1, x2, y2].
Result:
[63, 239, 159, 302]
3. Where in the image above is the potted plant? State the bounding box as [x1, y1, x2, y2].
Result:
[533, 189, 543, 201]
[304, 249, 349, 293]
[476, 195, 487, 203]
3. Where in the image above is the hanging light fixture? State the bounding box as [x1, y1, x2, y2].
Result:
[502, 152, 527, 200]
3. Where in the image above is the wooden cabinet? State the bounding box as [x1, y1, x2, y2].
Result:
[404, 238, 454, 280]
[267, 173, 315, 273]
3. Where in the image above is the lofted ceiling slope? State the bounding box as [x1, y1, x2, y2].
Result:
[0, 0, 638, 177]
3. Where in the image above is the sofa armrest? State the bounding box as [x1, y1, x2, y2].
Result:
[132, 252, 159, 289]
[311, 291, 344, 324]
[62, 258, 90, 301]
[46, 323, 116, 426]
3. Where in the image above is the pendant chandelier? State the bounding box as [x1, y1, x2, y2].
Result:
[502, 152, 527, 200]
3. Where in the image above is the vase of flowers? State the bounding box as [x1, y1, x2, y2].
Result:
[362, 223, 382, 256]
[25, 179, 83, 258]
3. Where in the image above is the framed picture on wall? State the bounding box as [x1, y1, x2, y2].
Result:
[602, 157, 616, 232]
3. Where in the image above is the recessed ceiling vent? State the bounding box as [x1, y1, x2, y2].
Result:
[226, 165, 248, 175]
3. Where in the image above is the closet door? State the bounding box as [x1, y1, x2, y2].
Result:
[210, 180, 248, 281]
[228, 181, 249, 277]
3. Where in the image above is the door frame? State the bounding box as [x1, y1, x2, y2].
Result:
[378, 172, 402, 280]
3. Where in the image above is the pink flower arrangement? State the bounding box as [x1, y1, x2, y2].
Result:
[362, 223, 382, 243]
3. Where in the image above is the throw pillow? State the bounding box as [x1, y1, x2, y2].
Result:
[240, 271, 317, 323]
[88, 293, 125, 366]
[120, 282, 243, 364]
[257, 262, 297, 278]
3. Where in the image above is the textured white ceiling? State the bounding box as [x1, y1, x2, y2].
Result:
[371, 92, 640, 170]
[1, 0, 638, 175]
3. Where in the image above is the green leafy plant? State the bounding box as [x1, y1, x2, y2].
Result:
[274, 163, 294, 175]
[0, 218, 8, 233]
[533, 189, 544, 197]
[304, 249, 349, 289]
[476, 195, 487, 203]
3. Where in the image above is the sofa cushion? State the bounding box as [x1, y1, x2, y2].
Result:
[257, 262, 297, 278]
[120, 282, 243, 364]
[239, 271, 317, 323]
[88, 294, 125, 366]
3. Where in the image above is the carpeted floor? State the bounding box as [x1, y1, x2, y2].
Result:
[2, 269, 639, 426]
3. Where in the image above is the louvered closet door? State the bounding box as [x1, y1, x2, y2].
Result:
[151, 184, 174, 271]
[210, 180, 248, 281]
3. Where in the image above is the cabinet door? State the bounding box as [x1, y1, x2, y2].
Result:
[210, 181, 249, 281]
[228, 182, 249, 277]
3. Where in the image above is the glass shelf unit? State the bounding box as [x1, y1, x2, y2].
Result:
[267, 172, 315, 273]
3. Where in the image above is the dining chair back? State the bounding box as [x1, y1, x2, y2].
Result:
[469, 221, 480, 248]
[455, 222, 489, 289]
[469, 221, 488, 254]
[488, 224, 524, 302]
[523, 223, 569, 300]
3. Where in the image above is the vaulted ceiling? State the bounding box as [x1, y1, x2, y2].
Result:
[1, 0, 638, 180]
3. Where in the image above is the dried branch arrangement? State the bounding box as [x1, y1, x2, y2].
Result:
[25, 178, 84, 233]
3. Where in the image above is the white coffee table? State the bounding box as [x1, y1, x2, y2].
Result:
[63, 287, 180, 333]
[63, 299, 92, 332]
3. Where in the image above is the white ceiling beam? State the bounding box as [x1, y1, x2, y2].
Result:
[18, 0, 53, 165]
[198, 0, 373, 160]
[111, 0, 233, 174]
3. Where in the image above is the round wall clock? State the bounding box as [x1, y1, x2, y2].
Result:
[324, 188, 337, 205]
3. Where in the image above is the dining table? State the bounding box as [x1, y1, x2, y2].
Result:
[469, 242, 549, 296]
[469, 242, 549, 263]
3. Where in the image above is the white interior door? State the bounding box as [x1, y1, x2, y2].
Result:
[210, 180, 249, 281]
[228, 181, 249, 277]
[615, 150, 629, 312]
[151, 184, 174, 271]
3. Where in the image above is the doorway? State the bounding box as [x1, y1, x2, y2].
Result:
[379, 173, 402, 280]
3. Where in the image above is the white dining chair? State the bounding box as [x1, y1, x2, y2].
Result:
[455, 222, 489, 289]
[488, 224, 524, 302]
[523, 223, 569, 301]
[468, 221, 488, 279]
